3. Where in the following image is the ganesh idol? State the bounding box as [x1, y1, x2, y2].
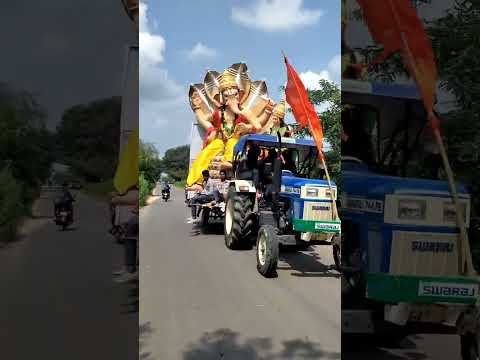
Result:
[186, 63, 274, 187]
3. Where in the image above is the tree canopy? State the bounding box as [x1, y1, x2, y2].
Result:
[55, 97, 121, 182]
[140, 140, 162, 184]
[0, 83, 54, 224]
[351, 0, 480, 212]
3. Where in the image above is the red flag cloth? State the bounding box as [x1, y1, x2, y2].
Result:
[284, 56, 324, 158]
[356, 0, 439, 129]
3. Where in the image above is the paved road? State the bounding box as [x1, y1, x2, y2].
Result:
[140, 188, 341, 360]
[0, 191, 137, 360]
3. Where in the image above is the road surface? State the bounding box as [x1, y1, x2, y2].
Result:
[140, 188, 464, 360]
[140, 188, 341, 360]
[0, 190, 137, 360]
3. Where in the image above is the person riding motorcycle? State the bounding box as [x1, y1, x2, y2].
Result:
[161, 181, 171, 199]
[54, 182, 75, 221]
[161, 181, 170, 193]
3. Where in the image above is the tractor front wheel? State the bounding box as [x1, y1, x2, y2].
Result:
[224, 189, 254, 250]
[461, 333, 479, 360]
[256, 225, 279, 278]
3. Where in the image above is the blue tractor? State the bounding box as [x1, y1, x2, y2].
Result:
[341, 79, 480, 357]
[224, 134, 341, 277]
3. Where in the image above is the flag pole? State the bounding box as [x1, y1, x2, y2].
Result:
[387, 0, 473, 275]
[320, 152, 339, 221]
[283, 51, 339, 222]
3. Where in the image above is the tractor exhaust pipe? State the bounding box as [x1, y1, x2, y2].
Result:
[272, 131, 282, 194]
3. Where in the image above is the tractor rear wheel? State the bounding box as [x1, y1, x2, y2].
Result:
[461, 333, 479, 360]
[201, 208, 210, 234]
[224, 189, 254, 249]
[256, 225, 279, 277]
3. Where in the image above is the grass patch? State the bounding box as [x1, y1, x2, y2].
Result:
[83, 179, 114, 200]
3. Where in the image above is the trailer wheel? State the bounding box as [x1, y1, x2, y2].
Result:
[201, 208, 210, 234]
[256, 225, 279, 278]
[224, 190, 253, 249]
[461, 333, 479, 360]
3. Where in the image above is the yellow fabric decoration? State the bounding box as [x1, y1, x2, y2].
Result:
[222, 137, 239, 163]
[113, 128, 139, 195]
[187, 138, 224, 186]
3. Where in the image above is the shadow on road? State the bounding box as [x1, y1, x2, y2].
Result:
[278, 248, 340, 279]
[182, 329, 340, 360]
[140, 321, 155, 360]
[342, 335, 427, 360]
[0, 195, 138, 360]
[57, 227, 77, 232]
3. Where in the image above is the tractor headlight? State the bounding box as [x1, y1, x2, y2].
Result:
[398, 199, 426, 220]
[443, 202, 467, 223]
[306, 187, 319, 197]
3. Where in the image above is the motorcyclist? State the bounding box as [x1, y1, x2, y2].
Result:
[54, 182, 75, 221]
[161, 181, 170, 194]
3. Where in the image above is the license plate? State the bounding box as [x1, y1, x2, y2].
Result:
[315, 223, 341, 232]
[60, 212, 68, 216]
[408, 304, 446, 323]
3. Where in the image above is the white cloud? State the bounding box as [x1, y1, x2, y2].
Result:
[186, 42, 217, 61]
[139, 2, 149, 33]
[139, 1, 190, 154]
[140, 32, 165, 68]
[139, 2, 165, 69]
[232, 0, 323, 32]
[327, 54, 341, 76]
[297, 54, 341, 90]
[299, 70, 331, 90]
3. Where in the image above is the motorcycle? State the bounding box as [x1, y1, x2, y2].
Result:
[55, 204, 73, 231]
[162, 188, 170, 202]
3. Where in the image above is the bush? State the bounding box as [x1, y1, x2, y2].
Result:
[139, 172, 153, 207]
[0, 167, 23, 228]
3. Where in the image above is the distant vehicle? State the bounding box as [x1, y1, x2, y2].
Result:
[162, 187, 170, 202]
[55, 206, 73, 231]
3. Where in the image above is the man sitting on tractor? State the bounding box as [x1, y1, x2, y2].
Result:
[216, 169, 230, 203]
[187, 170, 221, 224]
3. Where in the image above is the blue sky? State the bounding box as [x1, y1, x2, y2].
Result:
[139, 0, 340, 156]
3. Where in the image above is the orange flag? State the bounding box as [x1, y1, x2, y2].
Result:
[284, 55, 324, 159]
[357, 0, 439, 129]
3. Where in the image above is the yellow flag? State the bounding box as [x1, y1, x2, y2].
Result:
[114, 127, 139, 194]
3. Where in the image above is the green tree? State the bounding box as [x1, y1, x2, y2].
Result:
[0, 83, 54, 229]
[159, 145, 190, 181]
[139, 140, 162, 184]
[56, 97, 121, 182]
[351, 1, 480, 212]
